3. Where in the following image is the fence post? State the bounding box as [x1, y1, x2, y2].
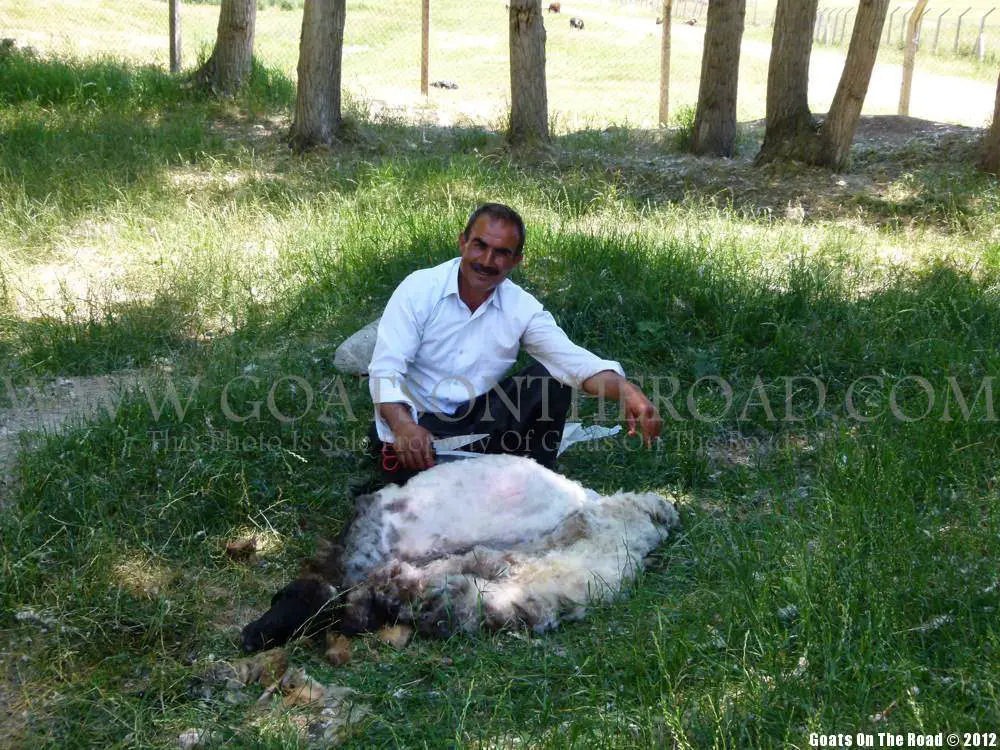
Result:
[887, 7, 901, 44]
[841, 8, 855, 43]
[421, 0, 429, 95]
[752, 0, 758, 26]
[933, 8, 949, 53]
[955, 6, 972, 53]
[815, 9, 824, 41]
[977, 8, 996, 60]
[659, 0, 672, 126]
[169, 0, 181, 73]
[900, 9, 911, 44]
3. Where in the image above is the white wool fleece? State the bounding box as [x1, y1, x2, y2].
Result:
[336, 454, 680, 635]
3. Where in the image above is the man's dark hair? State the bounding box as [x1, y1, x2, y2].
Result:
[463, 203, 526, 256]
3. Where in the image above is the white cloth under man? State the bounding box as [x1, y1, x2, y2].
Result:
[368, 257, 624, 442]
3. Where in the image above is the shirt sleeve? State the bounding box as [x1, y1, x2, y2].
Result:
[368, 276, 423, 424]
[521, 309, 625, 389]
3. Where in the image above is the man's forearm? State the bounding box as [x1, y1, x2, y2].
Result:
[377, 402, 417, 435]
[582, 369, 633, 400]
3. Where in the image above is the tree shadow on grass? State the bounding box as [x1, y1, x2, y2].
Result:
[5, 46, 993, 244]
[0, 50, 303, 232]
[7, 293, 202, 376]
[546, 115, 998, 232]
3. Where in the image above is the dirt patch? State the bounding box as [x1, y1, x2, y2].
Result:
[558, 114, 987, 232]
[0, 372, 138, 507]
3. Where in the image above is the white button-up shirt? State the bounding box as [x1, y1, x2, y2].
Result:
[368, 258, 624, 442]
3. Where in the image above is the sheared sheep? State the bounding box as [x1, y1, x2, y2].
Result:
[241, 455, 679, 652]
[570, 16, 584, 29]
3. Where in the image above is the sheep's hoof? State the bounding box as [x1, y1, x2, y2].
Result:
[325, 632, 353, 666]
[376, 624, 413, 649]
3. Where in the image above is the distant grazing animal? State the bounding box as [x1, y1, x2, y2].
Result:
[656, 16, 663, 24]
[685, 18, 697, 26]
[570, 16, 584, 29]
[430, 80, 459, 90]
[241, 455, 679, 652]
[547, 2, 561, 12]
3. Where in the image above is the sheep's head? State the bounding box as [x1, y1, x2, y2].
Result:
[240, 577, 339, 653]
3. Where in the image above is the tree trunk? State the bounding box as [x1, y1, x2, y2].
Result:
[980, 71, 1000, 175]
[195, 0, 256, 95]
[691, 0, 747, 157]
[898, 0, 929, 115]
[658, 0, 673, 127]
[813, 0, 890, 170]
[508, 0, 549, 147]
[755, 0, 819, 165]
[289, 0, 347, 151]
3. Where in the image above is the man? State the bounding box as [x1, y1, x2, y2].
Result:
[367, 203, 660, 483]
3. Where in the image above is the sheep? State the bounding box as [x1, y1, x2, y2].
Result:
[241, 455, 679, 652]
[569, 16, 584, 30]
[547, 2, 561, 12]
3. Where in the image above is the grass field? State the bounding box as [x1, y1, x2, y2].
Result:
[1, 0, 998, 132]
[2, 23, 1000, 750]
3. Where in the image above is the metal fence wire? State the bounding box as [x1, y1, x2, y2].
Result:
[627, 0, 999, 59]
[1, 0, 997, 130]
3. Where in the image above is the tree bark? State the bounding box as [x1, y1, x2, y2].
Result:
[508, 0, 549, 147]
[755, 0, 819, 165]
[194, 0, 256, 95]
[980, 71, 1000, 175]
[691, 0, 747, 157]
[813, 0, 890, 170]
[898, 0, 929, 115]
[289, 0, 347, 151]
[658, 0, 673, 127]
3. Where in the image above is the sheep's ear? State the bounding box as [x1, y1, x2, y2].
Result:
[302, 540, 346, 583]
[315, 538, 334, 557]
[353, 493, 375, 512]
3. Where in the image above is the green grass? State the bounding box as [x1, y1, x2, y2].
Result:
[2, 49, 1000, 747]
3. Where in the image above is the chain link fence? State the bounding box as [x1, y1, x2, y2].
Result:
[1, 0, 996, 129]
[646, 0, 1000, 62]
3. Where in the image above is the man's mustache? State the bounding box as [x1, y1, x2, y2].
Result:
[471, 263, 499, 276]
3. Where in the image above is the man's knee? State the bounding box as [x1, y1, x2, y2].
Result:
[522, 364, 571, 423]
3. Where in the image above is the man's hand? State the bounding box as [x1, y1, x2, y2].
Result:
[582, 371, 662, 448]
[377, 403, 436, 470]
[621, 382, 662, 447]
[392, 421, 436, 470]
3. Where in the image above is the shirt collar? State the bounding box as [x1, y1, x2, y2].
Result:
[442, 257, 505, 311]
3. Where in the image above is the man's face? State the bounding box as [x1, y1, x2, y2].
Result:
[457, 216, 522, 301]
